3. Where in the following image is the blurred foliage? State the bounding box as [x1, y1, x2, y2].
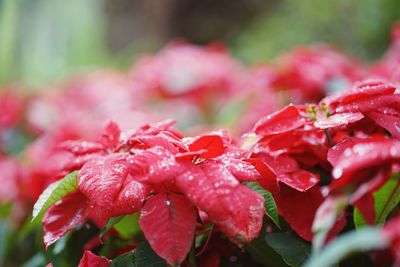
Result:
[232, 0, 400, 64]
[1, 0, 400, 88]
[0, 0, 109, 89]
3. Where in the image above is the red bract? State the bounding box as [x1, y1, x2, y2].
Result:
[244, 101, 351, 240]
[40, 121, 265, 264]
[188, 134, 225, 158]
[0, 89, 23, 130]
[78, 250, 110, 267]
[78, 153, 149, 217]
[130, 42, 246, 99]
[139, 193, 197, 265]
[253, 105, 306, 136]
[327, 137, 400, 223]
[328, 137, 400, 190]
[0, 157, 21, 203]
[322, 80, 400, 139]
[43, 191, 90, 248]
[270, 45, 363, 103]
[26, 71, 153, 136]
[23, 121, 121, 202]
[176, 162, 265, 244]
[314, 112, 364, 129]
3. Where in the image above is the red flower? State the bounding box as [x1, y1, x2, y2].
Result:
[322, 80, 400, 139]
[130, 42, 246, 100]
[327, 136, 400, 223]
[270, 45, 363, 103]
[41, 121, 265, 265]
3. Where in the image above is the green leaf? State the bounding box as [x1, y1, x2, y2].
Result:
[110, 251, 134, 267]
[114, 213, 141, 238]
[265, 233, 310, 267]
[354, 173, 400, 228]
[304, 227, 389, 267]
[0, 221, 10, 265]
[100, 216, 124, 241]
[31, 171, 79, 222]
[246, 232, 287, 267]
[245, 182, 280, 228]
[0, 203, 12, 219]
[134, 241, 167, 267]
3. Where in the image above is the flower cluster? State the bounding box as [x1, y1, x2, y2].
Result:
[2, 23, 400, 267]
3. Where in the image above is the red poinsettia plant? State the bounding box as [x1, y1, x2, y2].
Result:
[2, 22, 400, 267]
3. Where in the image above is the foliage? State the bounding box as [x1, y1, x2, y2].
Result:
[1, 16, 400, 267]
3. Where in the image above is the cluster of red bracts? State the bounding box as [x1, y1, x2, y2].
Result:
[43, 120, 265, 265]
[2, 22, 400, 267]
[39, 78, 400, 266]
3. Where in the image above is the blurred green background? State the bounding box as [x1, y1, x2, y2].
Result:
[1, 0, 399, 89]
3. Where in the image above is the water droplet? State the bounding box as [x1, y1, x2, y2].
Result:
[333, 168, 342, 179]
[229, 256, 238, 262]
[344, 148, 352, 157]
[390, 147, 398, 157]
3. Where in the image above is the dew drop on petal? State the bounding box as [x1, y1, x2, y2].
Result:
[333, 168, 343, 179]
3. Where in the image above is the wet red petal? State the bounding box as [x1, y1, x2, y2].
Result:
[78, 250, 110, 267]
[101, 121, 121, 149]
[127, 147, 182, 184]
[253, 105, 306, 136]
[43, 191, 89, 248]
[78, 154, 129, 210]
[139, 193, 197, 265]
[59, 140, 104, 155]
[176, 163, 265, 245]
[189, 135, 225, 158]
[277, 170, 320, 192]
[314, 112, 364, 129]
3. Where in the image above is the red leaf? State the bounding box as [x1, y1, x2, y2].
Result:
[253, 105, 305, 136]
[277, 170, 320, 192]
[275, 185, 346, 242]
[275, 185, 323, 241]
[330, 138, 400, 189]
[79, 154, 128, 209]
[366, 109, 400, 139]
[59, 140, 104, 155]
[353, 192, 375, 225]
[189, 135, 224, 158]
[323, 80, 396, 108]
[101, 121, 120, 149]
[314, 112, 364, 129]
[221, 158, 262, 182]
[245, 158, 275, 177]
[139, 193, 197, 265]
[43, 191, 89, 248]
[127, 147, 182, 184]
[79, 154, 147, 216]
[113, 177, 150, 216]
[78, 250, 110, 267]
[245, 158, 279, 192]
[0, 158, 20, 202]
[176, 163, 265, 245]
